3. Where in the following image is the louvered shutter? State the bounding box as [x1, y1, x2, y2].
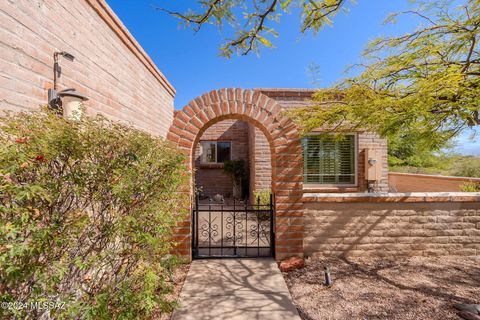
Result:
[321, 136, 337, 184]
[303, 136, 321, 183]
[337, 135, 355, 184]
[302, 134, 356, 184]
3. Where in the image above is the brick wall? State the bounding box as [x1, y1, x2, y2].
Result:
[303, 194, 480, 257]
[389, 173, 480, 192]
[248, 123, 272, 198]
[258, 88, 314, 110]
[357, 131, 389, 192]
[0, 0, 174, 137]
[194, 120, 249, 197]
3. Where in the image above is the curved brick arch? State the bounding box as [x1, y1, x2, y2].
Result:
[167, 88, 304, 260]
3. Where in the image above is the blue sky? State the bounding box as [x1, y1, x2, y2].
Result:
[106, 0, 478, 155]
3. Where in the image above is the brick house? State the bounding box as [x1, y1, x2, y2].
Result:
[1, 0, 479, 261]
[170, 88, 480, 260]
[194, 89, 389, 201]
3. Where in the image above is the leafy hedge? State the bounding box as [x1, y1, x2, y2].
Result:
[460, 182, 480, 192]
[0, 109, 190, 319]
[252, 189, 272, 206]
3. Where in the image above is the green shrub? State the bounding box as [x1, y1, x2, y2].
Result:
[0, 109, 190, 319]
[253, 189, 272, 206]
[450, 156, 480, 178]
[460, 182, 480, 192]
[223, 160, 247, 181]
[223, 160, 247, 198]
[390, 154, 480, 178]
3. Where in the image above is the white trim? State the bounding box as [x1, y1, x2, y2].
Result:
[389, 172, 480, 181]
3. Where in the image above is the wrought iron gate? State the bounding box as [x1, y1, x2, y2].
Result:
[192, 194, 274, 258]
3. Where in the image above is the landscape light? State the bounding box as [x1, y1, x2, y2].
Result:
[324, 266, 332, 286]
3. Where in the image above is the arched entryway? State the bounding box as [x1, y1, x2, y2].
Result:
[167, 88, 304, 260]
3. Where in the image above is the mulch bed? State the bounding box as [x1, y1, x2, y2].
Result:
[283, 256, 480, 320]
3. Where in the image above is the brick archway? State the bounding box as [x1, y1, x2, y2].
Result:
[167, 88, 303, 260]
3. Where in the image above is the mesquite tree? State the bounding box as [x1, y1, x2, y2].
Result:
[288, 0, 480, 162]
[159, 0, 349, 57]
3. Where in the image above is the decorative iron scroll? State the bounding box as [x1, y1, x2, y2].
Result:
[250, 217, 270, 245]
[193, 196, 274, 258]
[200, 216, 218, 243]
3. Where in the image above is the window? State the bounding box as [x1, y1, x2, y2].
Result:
[200, 141, 231, 163]
[302, 134, 356, 185]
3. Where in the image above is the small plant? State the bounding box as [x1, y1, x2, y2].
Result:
[253, 188, 272, 206]
[223, 160, 247, 199]
[0, 108, 190, 319]
[460, 181, 480, 192]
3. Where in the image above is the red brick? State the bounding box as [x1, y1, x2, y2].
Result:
[279, 256, 305, 272]
[209, 90, 220, 104]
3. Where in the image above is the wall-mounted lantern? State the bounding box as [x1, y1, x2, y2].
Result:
[58, 88, 88, 120]
[47, 51, 88, 118]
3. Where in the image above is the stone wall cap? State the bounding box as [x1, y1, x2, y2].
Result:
[389, 172, 480, 181]
[303, 192, 480, 203]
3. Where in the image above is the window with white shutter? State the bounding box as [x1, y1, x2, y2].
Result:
[302, 134, 356, 185]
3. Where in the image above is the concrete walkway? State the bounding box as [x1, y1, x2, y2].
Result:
[172, 259, 301, 320]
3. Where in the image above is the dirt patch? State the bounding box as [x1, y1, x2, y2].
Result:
[157, 263, 190, 320]
[283, 256, 480, 320]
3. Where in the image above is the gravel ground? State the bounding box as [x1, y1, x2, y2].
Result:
[158, 263, 190, 320]
[283, 256, 480, 320]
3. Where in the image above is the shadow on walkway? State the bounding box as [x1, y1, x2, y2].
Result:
[172, 258, 301, 320]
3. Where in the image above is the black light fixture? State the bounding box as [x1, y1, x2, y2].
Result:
[58, 51, 75, 62]
[48, 51, 76, 109]
[53, 51, 75, 91]
[48, 51, 87, 118]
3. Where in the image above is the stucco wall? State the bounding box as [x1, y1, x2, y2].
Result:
[389, 173, 480, 192]
[303, 193, 480, 257]
[0, 0, 174, 137]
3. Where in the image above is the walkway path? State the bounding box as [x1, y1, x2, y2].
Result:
[172, 259, 301, 320]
